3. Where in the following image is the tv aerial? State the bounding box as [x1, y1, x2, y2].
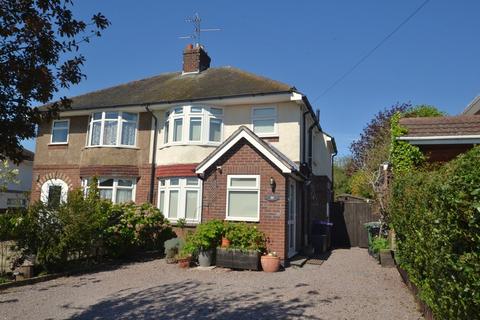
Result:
[179, 13, 221, 46]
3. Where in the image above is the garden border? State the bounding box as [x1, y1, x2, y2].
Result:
[396, 264, 435, 320]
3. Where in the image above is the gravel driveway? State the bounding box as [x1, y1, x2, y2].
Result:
[0, 248, 422, 320]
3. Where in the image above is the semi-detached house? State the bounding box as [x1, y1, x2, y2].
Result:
[32, 45, 337, 261]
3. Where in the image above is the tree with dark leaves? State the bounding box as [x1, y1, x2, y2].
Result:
[0, 0, 109, 163]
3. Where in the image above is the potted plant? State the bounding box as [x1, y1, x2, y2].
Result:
[190, 220, 223, 267]
[261, 251, 281, 272]
[216, 223, 266, 270]
[221, 222, 233, 248]
[164, 237, 184, 264]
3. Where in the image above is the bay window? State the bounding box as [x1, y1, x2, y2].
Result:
[158, 177, 201, 223]
[82, 177, 136, 203]
[252, 107, 277, 136]
[226, 175, 260, 222]
[88, 112, 138, 147]
[163, 106, 223, 145]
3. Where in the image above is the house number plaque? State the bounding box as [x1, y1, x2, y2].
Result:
[265, 194, 280, 202]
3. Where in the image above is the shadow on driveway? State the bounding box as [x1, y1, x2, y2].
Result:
[69, 279, 324, 320]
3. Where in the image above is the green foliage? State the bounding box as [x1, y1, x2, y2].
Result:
[349, 170, 373, 199]
[371, 236, 389, 254]
[184, 220, 267, 254]
[226, 222, 266, 253]
[105, 202, 175, 257]
[0, 160, 19, 191]
[1, 1, 109, 162]
[390, 105, 445, 175]
[186, 219, 224, 251]
[333, 156, 352, 195]
[12, 189, 174, 271]
[390, 112, 425, 175]
[391, 146, 480, 319]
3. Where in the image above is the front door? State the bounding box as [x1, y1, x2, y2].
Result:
[288, 180, 296, 257]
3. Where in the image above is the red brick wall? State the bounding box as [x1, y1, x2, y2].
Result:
[201, 139, 289, 260]
[31, 165, 81, 201]
[31, 164, 155, 205]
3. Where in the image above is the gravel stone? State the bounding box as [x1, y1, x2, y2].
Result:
[0, 248, 423, 319]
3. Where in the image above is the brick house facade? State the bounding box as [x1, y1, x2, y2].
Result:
[32, 44, 337, 262]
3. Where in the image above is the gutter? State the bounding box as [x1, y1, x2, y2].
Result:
[144, 105, 158, 204]
[40, 90, 295, 112]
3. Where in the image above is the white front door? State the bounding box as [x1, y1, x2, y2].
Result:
[288, 180, 296, 258]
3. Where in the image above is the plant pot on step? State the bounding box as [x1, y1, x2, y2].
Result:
[198, 249, 214, 267]
[261, 254, 281, 272]
[221, 237, 230, 248]
[177, 256, 191, 268]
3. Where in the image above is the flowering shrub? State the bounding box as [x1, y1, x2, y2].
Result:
[11, 184, 174, 271]
[105, 202, 175, 256]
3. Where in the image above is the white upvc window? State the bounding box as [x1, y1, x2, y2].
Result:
[82, 177, 136, 203]
[158, 177, 202, 223]
[51, 119, 70, 144]
[226, 175, 260, 222]
[87, 111, 138, 147]
[251, 106, 277, 136]
[163, 106, 223, 145]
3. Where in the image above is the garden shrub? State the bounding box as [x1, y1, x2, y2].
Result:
[391, 146, 480, 319]
[105, 202, 175, 257]
[11, 185, 174, 271]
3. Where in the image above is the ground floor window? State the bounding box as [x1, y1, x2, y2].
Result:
[158, 177, 201, 223]
[7, 198, 27, 208]
[82, 177, 136, 203]
[226, 175, 260, 222]
[40, 178, 69, 207]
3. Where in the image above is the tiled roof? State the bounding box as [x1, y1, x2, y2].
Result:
[42, 66, 293, 110]
[399, 115, 480, 137]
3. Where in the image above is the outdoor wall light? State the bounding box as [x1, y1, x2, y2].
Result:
[269, 177, 276, 193]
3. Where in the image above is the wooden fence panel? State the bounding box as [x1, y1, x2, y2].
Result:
[331, 198, 377, 248]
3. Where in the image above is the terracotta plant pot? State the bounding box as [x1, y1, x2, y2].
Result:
[261, 255, 281, 272]
[178, 257, 191, 268]
[221, 237, 231, 248]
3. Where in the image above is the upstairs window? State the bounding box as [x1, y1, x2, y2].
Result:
[51, 119, 69, 144]
[88, 112, 138, 147]
[163, 106, 223, 145]
[252, 107, 277, 136]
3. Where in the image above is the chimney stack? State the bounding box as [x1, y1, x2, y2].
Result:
[182, 44, 211, 73]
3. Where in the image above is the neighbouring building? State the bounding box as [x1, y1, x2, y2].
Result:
[32, 44, 337, 261]
[463, 95, 480, 115]
[398, 115, 480, 163]
[0, 150, 34, 211]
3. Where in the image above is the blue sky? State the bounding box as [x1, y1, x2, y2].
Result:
[23, 0, 480, 156]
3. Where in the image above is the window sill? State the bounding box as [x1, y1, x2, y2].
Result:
[48, 143, 68, 146]
[225, 217, 260, 223]
[254, 133, 279, 138]
[159, 142, 221, 150]
[167, 219, 200, 226]
[84, 145, 140, 150]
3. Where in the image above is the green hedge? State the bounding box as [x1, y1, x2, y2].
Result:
[391, 146, 480, 319]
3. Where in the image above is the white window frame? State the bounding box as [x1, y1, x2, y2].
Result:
[82, 177, 136, 203]
[50, 119, 70, 144]
[226, 175, 260, 222]
[87, 111, 139, 148]
[162, 106, 223, 147]
[157, 177, 202, 224]
[251, 106, 278, 137]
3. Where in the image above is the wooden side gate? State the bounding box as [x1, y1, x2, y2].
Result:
[331, 195, 378, 248]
